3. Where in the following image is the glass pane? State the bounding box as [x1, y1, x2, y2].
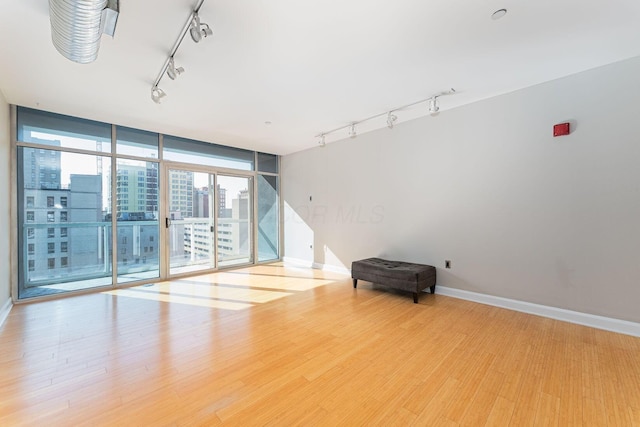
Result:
[217, 175, 253, 267]
[169, 170, 215, 275]
[17, 147, 112, 299]
[116, 126, 159, 159]
[257, 175, 279, 261]
[163, 135, 254, 171]
[116, 159, 160, 283]
[17, 107, 111, 153]
[257, 153, 278, 174]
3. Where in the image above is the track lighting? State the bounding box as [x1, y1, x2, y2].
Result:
[190, 13, 213, 43]
[314, 88, 455, 144]
[387, 112, 397, 129]
[167, 57, 184, 80]
[150, 0, 209, 103]
[429, 97, 440, 116]
[348, 123, 357, 139]
[318, 134, 326, 147]
[151, 86, 166, 104]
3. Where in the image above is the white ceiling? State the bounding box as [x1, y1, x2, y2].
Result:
[1, 0, 640, 155]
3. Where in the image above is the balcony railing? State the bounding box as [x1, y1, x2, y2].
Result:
[22, 216, 253, 289]
[22, 220, 160, 288]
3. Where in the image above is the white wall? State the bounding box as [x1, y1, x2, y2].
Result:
[283, 56, 640, 323]
[0, 90, 11, 323]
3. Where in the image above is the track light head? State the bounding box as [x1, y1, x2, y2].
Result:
[151, 86, 166, 104]
[429, 96, 440, 116]
[201, 24, 213, 38]
[190, 13, 213, 43]
[190, 14, 201, 42]
[348, 123, 357, 139]
[387, 112, 397, 129]
[318, 134, 326, 147]
[166, 57, 184, 80]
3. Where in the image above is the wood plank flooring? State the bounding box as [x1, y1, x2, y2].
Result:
[1, 263, 640, 426]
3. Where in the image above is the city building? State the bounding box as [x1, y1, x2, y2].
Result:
[168, 170, 193, 219]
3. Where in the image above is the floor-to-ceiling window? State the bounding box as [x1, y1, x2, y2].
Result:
[17, 109, 112, 298]
[256, 153, 279, 262]
[114, 127, 160, 284]
[14, 106, 280, 300]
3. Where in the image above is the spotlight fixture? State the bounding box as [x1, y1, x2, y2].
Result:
[166, 57, 184, 80]
[386, 112, 397, 129]
[190, 13, 213, 43]
[429, 97, 440, 116]
[151, 86, 166, 104]
[318, 134, 326, 146]
[348, 123, 357, 139]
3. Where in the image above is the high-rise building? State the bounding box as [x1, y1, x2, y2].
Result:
[193, 186, 209, 218]
[24, 171, 104, 285]
[182, 184, 249, 266]
[22, 141, 61, 190]
[193, 184, 226, 219]
[218, 185, 226, 211]
[168, 170, 193, 218]
[232, 189, 251, 254]
[112, 162, 159, 217]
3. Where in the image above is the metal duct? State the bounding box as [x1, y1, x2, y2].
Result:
[49, 0, 108, 64]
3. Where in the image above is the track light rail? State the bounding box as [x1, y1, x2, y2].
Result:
[151, 0, 209, 103]
[316, 88, 456, 143]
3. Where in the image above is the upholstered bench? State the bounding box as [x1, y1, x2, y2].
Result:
[351, 258, 436, 303]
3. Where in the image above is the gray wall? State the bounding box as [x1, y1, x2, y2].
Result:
[282, 56, 640, 323]
[0, 91, 10, 310]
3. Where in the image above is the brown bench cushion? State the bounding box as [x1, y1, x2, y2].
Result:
[351, 257, 436, 303]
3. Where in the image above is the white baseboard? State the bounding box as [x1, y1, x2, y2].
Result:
[312, 262, 351, 275]
[280, 260, 640, 337]
[0, 298, 12, 329]
[282, 257, 351, 275]
[435, 286, 640, 338]
[282, 257, 314, 268]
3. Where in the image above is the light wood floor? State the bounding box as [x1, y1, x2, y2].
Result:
[1, 263, 640, 426]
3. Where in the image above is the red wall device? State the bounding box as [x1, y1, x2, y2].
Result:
[553, 122, 570, 137]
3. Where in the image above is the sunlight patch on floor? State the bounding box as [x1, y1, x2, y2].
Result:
[102, 263, 349, 309]
[103, 288, 252, 310]
[183, 272, 335, 292]
[135, 282, 293, 304]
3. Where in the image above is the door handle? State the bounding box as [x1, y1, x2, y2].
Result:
[166, 218, 170, 228]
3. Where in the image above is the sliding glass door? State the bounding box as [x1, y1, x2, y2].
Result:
[167, 169, 216, 275]
[217, 175, 253, 267]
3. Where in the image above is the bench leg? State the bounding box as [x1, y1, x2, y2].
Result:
[413, 292, 418, 303]
[430, 285, 436, 294]
[353, 278, 358, 288]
